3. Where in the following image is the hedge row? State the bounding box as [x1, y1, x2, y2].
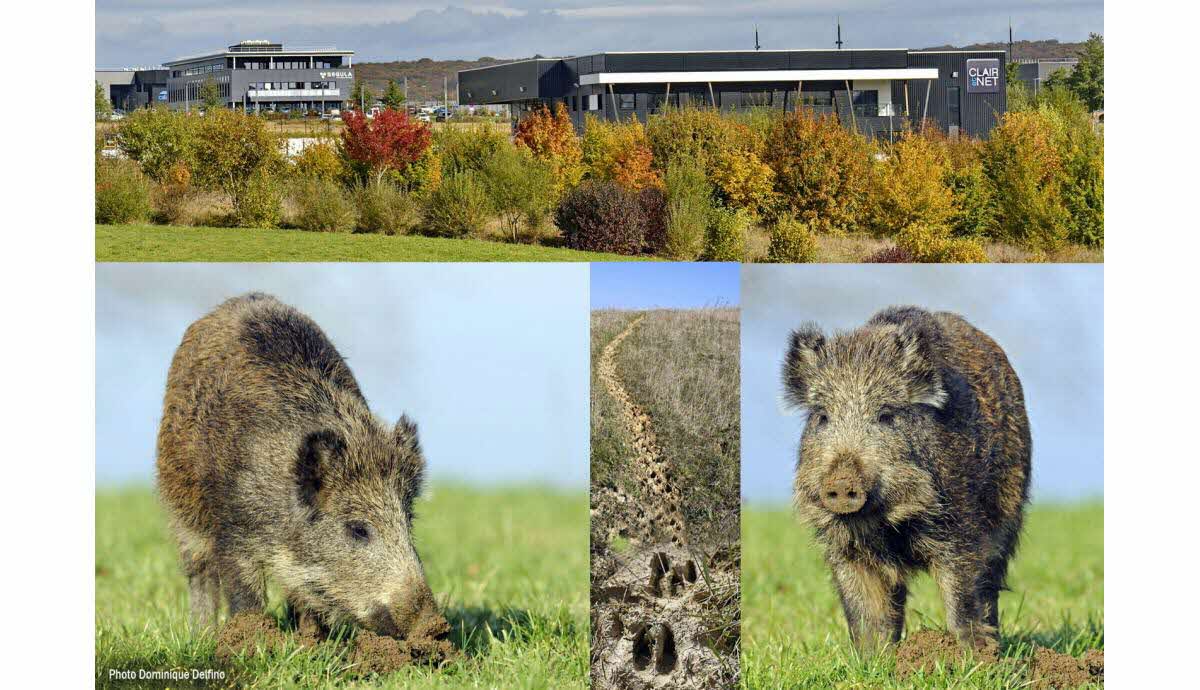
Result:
[98, 93, 1102, 260]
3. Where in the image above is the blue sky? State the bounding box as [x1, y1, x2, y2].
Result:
[96, 263, 589, 489]
[741, 264, 1103, 506]
[591, 263, 739, 309]
[96, 1, 1103, 68]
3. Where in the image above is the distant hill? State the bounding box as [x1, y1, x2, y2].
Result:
[356, 40, 1090, 103]
[352, 57, 529, 104]
[921, 39, 1087, 61]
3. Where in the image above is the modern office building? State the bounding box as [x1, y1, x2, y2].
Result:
[459, 48, 1007, 138]
[96, 69, 171, 112]
[162, 40, 354, 113]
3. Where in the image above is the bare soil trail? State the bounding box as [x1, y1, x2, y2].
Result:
[590, 313, 739, 690]
[593, 314, 688, 549]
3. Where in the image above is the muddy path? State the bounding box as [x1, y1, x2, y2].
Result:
[594, 314, 688, 549]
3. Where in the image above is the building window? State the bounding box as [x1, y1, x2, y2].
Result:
[946, 86, 961, 127]
[742, 91, 772, 107]
[800, 91, 834, 108]
[851, 90, 879, 117]
[587, 94, 599, 111]
[618, 93, 635, 110]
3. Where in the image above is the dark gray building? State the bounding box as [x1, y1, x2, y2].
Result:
[162, 40, 353, 114]
[459, 49, 1007, 138]
[96, 69, 170, 112]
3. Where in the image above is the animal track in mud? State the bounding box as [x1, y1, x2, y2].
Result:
[595, 315, 689, 549]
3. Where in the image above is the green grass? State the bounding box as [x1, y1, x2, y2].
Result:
[96, 484, 587, 688]
[742, 501, 1104, 689]
[96, 224, 652, 262]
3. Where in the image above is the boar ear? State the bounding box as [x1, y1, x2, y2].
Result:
[393, 415, 422, 458]
[393, 415, 425, 502]
[296, 430, 344, 511]
[783, 324, 825, 409]
[893, 325, 947, 409]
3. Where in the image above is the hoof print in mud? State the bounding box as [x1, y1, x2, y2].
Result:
[631, 622, 677, 674]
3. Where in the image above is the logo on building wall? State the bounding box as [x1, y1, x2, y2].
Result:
[320, 71, 353, 79]
[965, 59, 1001, 93]
[157, 90, 168, 102]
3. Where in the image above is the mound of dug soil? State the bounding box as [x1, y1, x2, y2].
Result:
[894, 630, 1103, 688]
[895, 630, 999, 677]
[591, 543, 739, 690]
[1029, 647, 1104, 689]
[216, 613, 290, 662]
[348, 611, 456, 675]
[214, 609, 456, 674]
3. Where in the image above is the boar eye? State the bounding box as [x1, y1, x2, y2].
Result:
[878, 412, 896, 426]
[346, 521, 371, 544]
[811, 412, 829, 427]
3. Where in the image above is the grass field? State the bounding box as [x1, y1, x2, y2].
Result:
[742, 501, 1104, 689]
[96, 224, 649, 262]
[96, 484, 587, 688]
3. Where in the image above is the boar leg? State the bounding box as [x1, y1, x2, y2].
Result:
[933, 556, 997, 648]
[222, 565, 265, 616]
[832, 560, 907, 655]
[186, 565, 219, 630]
[976, 555, 1011, 633]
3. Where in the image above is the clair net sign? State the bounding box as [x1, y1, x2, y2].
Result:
[965, 59, 1001, 93]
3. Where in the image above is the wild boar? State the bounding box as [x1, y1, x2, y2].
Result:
[156, 293, 437, 638]
[783, 306, 1030, 652]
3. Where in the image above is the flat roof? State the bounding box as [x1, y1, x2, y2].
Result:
[458, 48, 1004, 74]
[164, 44, 352, 67]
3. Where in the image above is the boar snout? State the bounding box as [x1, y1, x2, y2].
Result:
[367, 583, 438, 639]
[820, 465, 868, 515]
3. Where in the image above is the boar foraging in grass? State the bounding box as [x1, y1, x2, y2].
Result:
[156, 293, 439, 640]
[783, 306, 1030, 654]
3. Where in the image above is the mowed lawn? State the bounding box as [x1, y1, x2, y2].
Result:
[96, 224, 652, 263]
[96, 485, 588, 688]
[742, 502, 1104, 689]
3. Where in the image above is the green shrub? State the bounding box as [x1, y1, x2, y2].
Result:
[645, 106, 754, 173]
[95, 160, 153, 224]
[662, 158, 713, 260]
[947, 162, 996, 239]
[981, 110, 1070, 251]
[421, 171, 491, 238]
[555, 180, 647, 255]
[355, 181, 420, 235]
[896, 221, 986, 263]
[193, 109, 284, 217]
[233, 170, 283, 228]
[765, 216, 818, 263]
[116, 107, 197, 181]
[434, 125, 509, 177]
[704, 206, 748, 262]
[866, 132, 956, 237]
[291, 140, 345, 182]
[763, 111, 871, 234]
[292, 178, 356, 233]
[480, 146, 556, 242]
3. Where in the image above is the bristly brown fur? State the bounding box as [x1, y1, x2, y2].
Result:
[156, 293, 437, 637]
[783, 305, 1031, 653]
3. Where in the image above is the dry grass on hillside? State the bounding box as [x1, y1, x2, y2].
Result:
[591, 308, 740, 547]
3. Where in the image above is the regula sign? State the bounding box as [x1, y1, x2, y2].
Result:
[965, 59, 1001, 93]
